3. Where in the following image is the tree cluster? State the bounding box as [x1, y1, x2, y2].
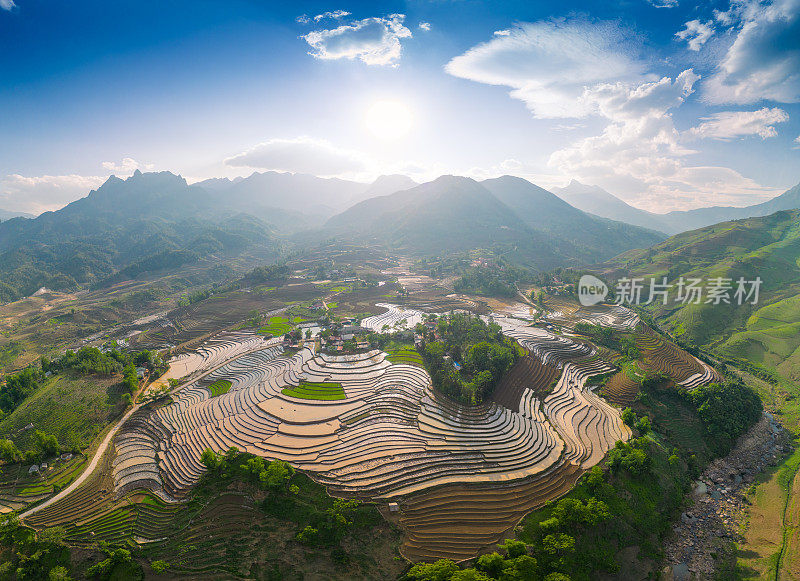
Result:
[419, 313, 519, 405]
[683, 379, 762, 455]
[0, 367, 43, 413]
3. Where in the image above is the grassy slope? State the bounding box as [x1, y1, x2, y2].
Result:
[62, 456, 404, 580]
[608, 210, 800, 349]
[735, 370, 800, 579]
[0, 372, 123, 452]
[602, 211, 800, 579]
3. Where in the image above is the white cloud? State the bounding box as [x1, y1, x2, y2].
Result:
[0, 174, 105, 214]
[687, 107, 789, 140]
[314, 10, 350, 22]
[493, 29, 511, 36]
[444, 19, 649, 118]
[648, 0, 678, 7]
[676, 20, 715, 51]
[101, 157, 154, 175]
[585, 69, 700, 120]
[224, 137, 368, 176]
[302, 14, 412, 66]
[296, 14, 311, 24]
[794, 135, 800, 146]
[704, 0, 800, 104]
[418, 22, 431, 31]
[546, 69, 782, 210]
[0, 0, 15, 11]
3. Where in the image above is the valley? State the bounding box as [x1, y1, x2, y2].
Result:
[0, 172, 795, 580]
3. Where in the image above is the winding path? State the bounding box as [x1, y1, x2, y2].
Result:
[20, 403, 142, 519]
[20, 335, 281, 521]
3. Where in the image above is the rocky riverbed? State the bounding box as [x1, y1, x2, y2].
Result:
[661, 412, 791, 580]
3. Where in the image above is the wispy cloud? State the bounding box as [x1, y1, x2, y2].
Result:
[546, 70, 782, 210]
[224, 137, 368, 176]
[676, 19, 715, 51]
[101, 157, 154, 174]
[647, 0, 678, 8]
[314, 10, 350, 22]
[445, 19, 649, 118]
[418, 22, 431, 31]
[0, 0, 16, 11]
[687, 107, 789, 140]
[302, 14, 412, 66]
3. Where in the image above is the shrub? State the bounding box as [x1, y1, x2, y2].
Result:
[620, 407, 636, 427]
[150, 560, 169, 574]
[634, 415, 651, 435]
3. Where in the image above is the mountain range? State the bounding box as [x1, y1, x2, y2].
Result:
[0, 209, 34, 221]
[602, 209, 800, 381]
[324, 175, 664, 269]
[3, 167, 797, 304]
[553, 180, 800, 235]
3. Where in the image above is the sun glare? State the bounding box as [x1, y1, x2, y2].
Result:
[365, 100, 413, 140]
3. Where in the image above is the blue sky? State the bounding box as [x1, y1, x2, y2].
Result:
[1, 0, 798, 214]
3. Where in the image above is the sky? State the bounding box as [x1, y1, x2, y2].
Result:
[1, 0, 799, 215]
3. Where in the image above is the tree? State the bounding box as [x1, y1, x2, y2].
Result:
[151, 560, 169, 574]
[296, 525, 319, 545]
[620, 407, 636, 427]
[476, 552, 505, 577]
[451, 570, 492, 581]
[48, 566, 72, 581]
[200, 448, 220, 472]
[0, 439, 20, 463]
[634, 415, 651, 435]
[607, 441, 650, 475]
[501, 555, 539, 581]
[406, 559, 459, 581]
[585, 465, 604, 491]
[499, 539, 528, 559]
[34, 430, 59, 457]
[260, 459, 294, 490]
[122, 364, 138, 393]
[224, 446, 240, 463]
[38, 526, 66, 545]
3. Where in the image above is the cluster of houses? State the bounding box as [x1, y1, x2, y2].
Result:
[28, 452, 73, 476]
[320, 322, 371, 352]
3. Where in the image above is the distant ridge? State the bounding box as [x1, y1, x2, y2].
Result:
[554, 179, 800, 235]
[0, 209, 35, 221]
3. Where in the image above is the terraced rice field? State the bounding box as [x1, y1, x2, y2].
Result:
[361, 304, 425, 332]
[0, 456, 87, 514]
[543, 297, 640, 330]
[281, 381, 346, 400]
[207, 379, 232, 397]
[258, 315, 305, 336]
[385, 348, 424, 367]
[22, 302, 721, 562]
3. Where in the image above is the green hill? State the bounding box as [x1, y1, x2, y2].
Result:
[0, 171, 279, 302]
[604, 209, 800, 380]
[324, 175, 663, 270]
[324, 175, 568, 270]
[482, 176, 665, 262]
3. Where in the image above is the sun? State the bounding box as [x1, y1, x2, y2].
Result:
[365, 100, 413, 140]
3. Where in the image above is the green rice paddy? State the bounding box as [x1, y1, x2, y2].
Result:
[281, 381, 346, 401]
[207, 379, 232, 397]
